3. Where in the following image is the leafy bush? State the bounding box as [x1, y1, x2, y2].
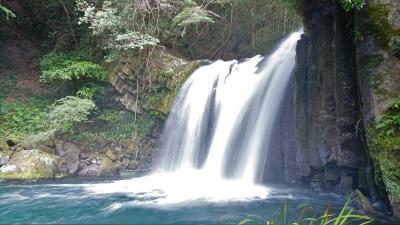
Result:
[39, 52, 106, 97]
[40, 52, 106, 83]
[340, 0, 365, 12]
[76, 0, 221, 60]
[239, 196, 372, 225]
[48, 96, 96, 132]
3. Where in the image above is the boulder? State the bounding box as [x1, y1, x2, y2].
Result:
[105, 149, 118, 161]
[0, 149, 60, 180]
[59, 142, 80, 175]
[98, 156, 117, 176]
[0, 151, 11, 166]
[78, 164, 100, 177]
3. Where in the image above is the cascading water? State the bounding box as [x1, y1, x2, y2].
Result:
[159, 31, 302, 184]
[83, 31, 302, 205]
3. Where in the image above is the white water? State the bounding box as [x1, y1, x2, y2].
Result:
[84, 31, 302, 205]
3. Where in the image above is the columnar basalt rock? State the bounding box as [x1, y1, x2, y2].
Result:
[293, 0, 365, 192]
[293, 0, 400, 219]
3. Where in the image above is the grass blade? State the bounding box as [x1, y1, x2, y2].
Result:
[334, 196, 352, 225]
[279, 203, 287, 225]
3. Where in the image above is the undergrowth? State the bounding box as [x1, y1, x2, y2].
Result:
[67, 110, 158, 143]
[368, 99, 400, 202]
[0, 73, 53, 141]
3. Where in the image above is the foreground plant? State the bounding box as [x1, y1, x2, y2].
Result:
[239, 197, 372, 225]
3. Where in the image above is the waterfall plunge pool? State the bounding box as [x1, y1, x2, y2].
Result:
[0, 176, 352, 224]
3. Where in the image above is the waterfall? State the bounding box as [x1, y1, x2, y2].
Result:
[159, 31, 302, 184]
[83, 31, 302, 204]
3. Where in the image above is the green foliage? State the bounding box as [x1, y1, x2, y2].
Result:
[76, 0, 227, 60]
[76, 83, 105, 99]
[172, 0, 215, 35]
[340, 0, 365, 12]
[39, 51, 106, 98]
[48, 96, 96, 132]
[239, 196, 372, 225]
[98, 110, 121, 123]
[369, 99, 400, 153]
[368, 99, 400, 201]
[175, 0, 301, 59]
[39, 52, 106, 83]
[0, 2, 16, 20]
[67, 107, 160, 143]
[0, 98, 51, 141]
[133, 114, 156, 141]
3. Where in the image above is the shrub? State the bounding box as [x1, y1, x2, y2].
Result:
[341, 0, 366, 12]
[48, 96, 96, 132]
[39, 52, 106, 94]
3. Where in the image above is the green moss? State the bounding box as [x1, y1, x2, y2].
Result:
[153, 59, 209, 113]
[369, 71, 386, 95]
[367, 5, 400, 49]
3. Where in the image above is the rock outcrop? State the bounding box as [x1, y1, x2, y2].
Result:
[293, 0, 366, 192]
[0, 149, 60, 180]
[292, 0, 400, 219]
[108, 51, 209, 114]
[354, 0, 400, 218]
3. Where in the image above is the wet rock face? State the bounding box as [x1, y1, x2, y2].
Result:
[293, 0, 366, 192]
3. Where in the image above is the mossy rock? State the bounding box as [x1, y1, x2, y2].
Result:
[0, 140, 9, 151]
[154, 59, 211, 113]
[105, 149, 118, 161]
[0, 149, 61, 180]
[366, 4, 400, 49]
[98, 156, 118, 176]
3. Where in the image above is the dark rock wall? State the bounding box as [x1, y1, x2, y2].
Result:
[292, 0, 366, 192]
[292, 0, 400, 219]
[354, 0, 400, 218]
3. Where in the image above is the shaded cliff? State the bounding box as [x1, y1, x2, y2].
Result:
[292, 0, 400, 219]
